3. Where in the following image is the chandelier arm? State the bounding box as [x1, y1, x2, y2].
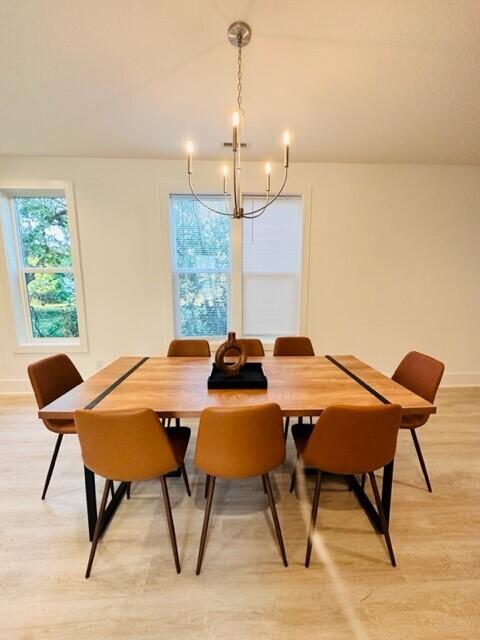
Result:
[188, 175, 234, 217]
[241, 206, 270, 220]
[242, 167, 289, 216]
[243, 189, 270, 217]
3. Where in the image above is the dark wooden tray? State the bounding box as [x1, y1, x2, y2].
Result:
[207, 362, 268, 389]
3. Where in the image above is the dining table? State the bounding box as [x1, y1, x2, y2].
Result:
[38, 354, 436, 541]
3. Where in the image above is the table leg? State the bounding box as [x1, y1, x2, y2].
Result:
[381, 460, 394, 525]
[349, 474, 382, 532]
[84, 466, 97, 542]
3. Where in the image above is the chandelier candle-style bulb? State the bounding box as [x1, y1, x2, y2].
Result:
[222, 165, 228, 193]
[186, 141, 194, 174]
[265, 163, 272, 192]
[283, 131, 290, 168]
[183, 21, 291, 220]
[232, 111, 240, 152]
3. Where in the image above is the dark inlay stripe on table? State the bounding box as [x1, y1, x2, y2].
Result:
[325, 355, 391, 405]
[83, 357, 149, 409]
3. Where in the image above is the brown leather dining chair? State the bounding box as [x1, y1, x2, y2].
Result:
[225, 338, 265, 357]
[194, 403, 288, 574]
[392, 351, 445, 492]
[167, 339, 211, 357]
[27, 354, 83, 499]
[273, 336, 315, 357]
[274, 336, 315, 439]
[167, 339, 211, 427]
[291, 404, 402, 567]
[74, 408, 191, 577]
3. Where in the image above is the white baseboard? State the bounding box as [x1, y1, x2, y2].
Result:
[442, 372, 480, 387]
[0, 379, 32, 394]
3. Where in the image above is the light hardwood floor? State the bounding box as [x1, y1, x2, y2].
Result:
[0, 388, 478, 639]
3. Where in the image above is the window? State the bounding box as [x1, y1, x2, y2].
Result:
[171, 195, 231, 337]
[0, 184, 87, 350]
[170, 194, 302, 339]
[242, 197, 301, 337]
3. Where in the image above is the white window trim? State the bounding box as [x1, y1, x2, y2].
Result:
[158, 169, 312, 351]
[0, 180, 89, 354]
[170, 194, 232, 340]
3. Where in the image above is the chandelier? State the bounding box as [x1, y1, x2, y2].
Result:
[185, 21, 290, 219]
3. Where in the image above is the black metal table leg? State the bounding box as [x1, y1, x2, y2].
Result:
[84, 465, 128, 541]
[381, 460, 394, 525]
[84, 466, 97, 542]
[349, 474, 382, 532]
[348, 459, 395, 533]
[99, 482, 127, 536]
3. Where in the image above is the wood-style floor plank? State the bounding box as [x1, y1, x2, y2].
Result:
[0, 388, 478, 639]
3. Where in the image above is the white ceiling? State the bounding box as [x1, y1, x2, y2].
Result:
[1, 0, 479, 164]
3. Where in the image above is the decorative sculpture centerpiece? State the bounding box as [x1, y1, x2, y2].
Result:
[208, 332, 267, 389]
[215, 332, 247, 376]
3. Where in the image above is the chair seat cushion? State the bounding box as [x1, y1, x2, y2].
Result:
[45, 419, 76, 434]
[166, 427, 191, 463]
[291, 422, 314, 455]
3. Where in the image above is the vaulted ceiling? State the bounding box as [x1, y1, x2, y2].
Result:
[1, 0, 479, 163]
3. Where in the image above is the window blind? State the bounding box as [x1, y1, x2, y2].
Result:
[242, 196, 301, 337]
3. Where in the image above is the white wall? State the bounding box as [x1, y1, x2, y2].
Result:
[0, 155, 479, 391]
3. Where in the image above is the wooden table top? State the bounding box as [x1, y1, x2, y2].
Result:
[38, 355, 436, 420]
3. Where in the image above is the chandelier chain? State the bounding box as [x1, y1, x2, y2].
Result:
[237, 39, 244, 114]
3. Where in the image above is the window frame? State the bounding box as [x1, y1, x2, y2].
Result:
[0, 181, 88, 353]
[170, 194, 233, 339]
[166, 180, 311, 347]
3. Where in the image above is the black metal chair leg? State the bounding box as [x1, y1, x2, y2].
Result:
[305, 470, 322, 567]
[263, 473, 288, 567]
[196, 476, 216, 575]
[180, 463, 191, 496]
[368, 472, 397, 567]
[160, 476, 181, 574]
[126, 482, 131, 499]
[175, 418, 181, 428]
[361, 473, 366, 490]
[410, 429, 432, 492]
[284, 417, 290, 440]
[204, 474, 211, 499]
[110, 482, 115, 499]
[261, 475, 267, 493]
[85, 479, 112, 578]
[166, 418, 172, 428]
[41, 433, 64, 499]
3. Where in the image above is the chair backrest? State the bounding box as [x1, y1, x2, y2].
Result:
[27, 354, 83, 414]
[302, 404, 402, 475]
[392, 351, 445, 403]
[225, 338, 265, 358]
[195, 403, 285, 478]
[167, 339, 211, 357]
[273, 336, 315, 356]
[74, 408, 178, 481]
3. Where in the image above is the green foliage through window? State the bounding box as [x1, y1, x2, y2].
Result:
[14, 196, 79, 339]
[171, 196, 230, 337]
